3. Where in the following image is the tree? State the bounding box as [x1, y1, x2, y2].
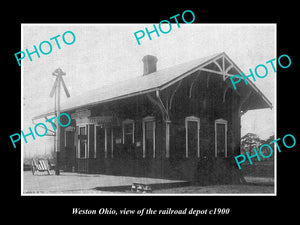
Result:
[260, 134, 275, 158]
[263, 134, 275, 145]
[241, 133, 263, 156]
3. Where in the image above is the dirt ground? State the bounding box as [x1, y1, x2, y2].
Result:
[22, 171, 274, 195]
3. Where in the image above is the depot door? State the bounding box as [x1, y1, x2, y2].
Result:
[185, 116, 200, 158]
[65, 130, 75, 171]
[187, 121, 198, 158]
[215, 119, 228, 158]
[96, 126, 105, 158]
[143, 119, 155, 159]
[77, 126, 88, 173]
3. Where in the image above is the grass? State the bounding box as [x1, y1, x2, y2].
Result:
[241, 159, 274, 178]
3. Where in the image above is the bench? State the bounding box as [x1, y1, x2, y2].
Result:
[32, 159, 52, 175]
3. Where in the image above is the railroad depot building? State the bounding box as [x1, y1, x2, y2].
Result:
[33, 52, 272, 183]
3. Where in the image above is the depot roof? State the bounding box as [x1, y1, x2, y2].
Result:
[33, 52, 272, 120]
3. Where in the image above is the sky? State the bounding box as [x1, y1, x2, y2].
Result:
[21, 23, 276, 157]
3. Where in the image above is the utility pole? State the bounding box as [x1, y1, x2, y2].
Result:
[50, 68, 70, 175]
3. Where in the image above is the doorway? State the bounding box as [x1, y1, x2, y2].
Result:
[215, 119, 228, 157]
[185, 116, 200, 158]
[77, 125, 88, 173]
[96, 126, 105, 158]
[143, 117, 156, 159]
[65, 129, 75, 171]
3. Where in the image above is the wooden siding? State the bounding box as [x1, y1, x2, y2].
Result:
[59, 69, 242, 182]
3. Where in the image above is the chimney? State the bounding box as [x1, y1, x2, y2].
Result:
[142, 55, 158, 75]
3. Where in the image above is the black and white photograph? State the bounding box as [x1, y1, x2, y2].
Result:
[4, 4, 300, 221]
[21, 24, 276, 195]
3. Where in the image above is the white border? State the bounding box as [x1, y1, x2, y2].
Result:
[21, 24, 24, 196]
[21, 23, 277, 196]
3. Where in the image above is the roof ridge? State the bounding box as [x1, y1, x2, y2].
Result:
[81, 52, 224, 92]
[33, 52, 231, 119]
